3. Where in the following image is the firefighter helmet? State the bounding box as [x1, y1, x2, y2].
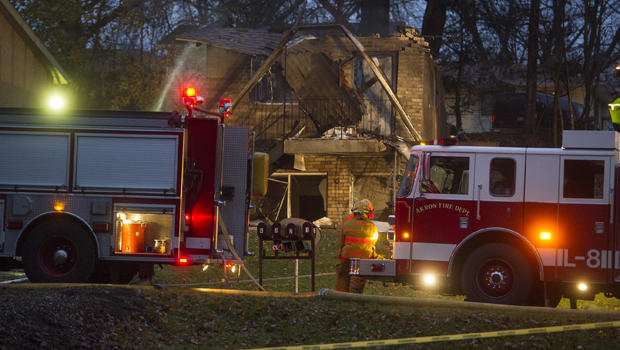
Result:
[352, 199, 373, 214]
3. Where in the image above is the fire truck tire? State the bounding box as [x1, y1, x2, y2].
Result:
[461, 243, 533, 305]
[23, 221, 97, 283]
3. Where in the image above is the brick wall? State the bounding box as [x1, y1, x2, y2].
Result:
[174, 31, 441, 224]
[296, 153, 407, 223]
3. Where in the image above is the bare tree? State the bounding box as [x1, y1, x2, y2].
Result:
[525, 0, 540, 137]
[422, 0, 449, 58]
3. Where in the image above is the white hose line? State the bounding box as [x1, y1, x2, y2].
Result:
[218, 211, 266, 291]
[319, 289, 620, 316]
[0, 277, 28, 284]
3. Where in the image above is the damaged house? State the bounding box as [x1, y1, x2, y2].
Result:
[174, 23, 446, 224]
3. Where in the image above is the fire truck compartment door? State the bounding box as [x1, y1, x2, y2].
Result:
[473, 152, 525, 232]
[0, 132, 70, 189]
[216, 126, 250, 254]
[413, 152, 475, 249]
[74, 133, 179, 193]
[556, 155, 612, 282]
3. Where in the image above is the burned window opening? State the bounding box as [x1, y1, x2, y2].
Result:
[251, 57, 295, 103]
[354, 54, 396, 136]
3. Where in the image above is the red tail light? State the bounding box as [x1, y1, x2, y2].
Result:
[185, 213, 191, 226]
[6, 220, 23, 229]
[178, 257, 189, 264]
[224, 261, 233, 269]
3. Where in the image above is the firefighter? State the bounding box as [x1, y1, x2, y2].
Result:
[335, 199, 378, 293]
[610, 91, 620, 132]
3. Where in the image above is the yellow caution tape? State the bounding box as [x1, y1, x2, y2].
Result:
[247, 320, 620, 350]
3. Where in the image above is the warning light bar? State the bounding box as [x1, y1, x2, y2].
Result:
[419, 137, 457, 146]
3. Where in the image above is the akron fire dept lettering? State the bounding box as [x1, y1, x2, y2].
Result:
[415, 202, 471, 217]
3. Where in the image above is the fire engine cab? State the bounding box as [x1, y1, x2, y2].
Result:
[0, 92, 260, 283]
[352, 130, 620, 306]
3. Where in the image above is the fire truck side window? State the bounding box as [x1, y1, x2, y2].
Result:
[422, 156, 469, 194]
[397, 156, 419, 198]
[563, 159, 604, 199]
[489, 158, 516, 196]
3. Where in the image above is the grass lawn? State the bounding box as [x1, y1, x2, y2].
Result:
[2, 227, 619, 349]
[152, 226, 620, 313]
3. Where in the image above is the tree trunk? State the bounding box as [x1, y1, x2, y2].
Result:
[551, 0, 565, 146]
[525, 0, 540, 139]
[359, 0, 390, 36]
[422, 0, 449, 58]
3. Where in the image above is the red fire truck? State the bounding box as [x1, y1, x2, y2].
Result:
[352, 130, 620, 306]
[0, 90, 261, 283]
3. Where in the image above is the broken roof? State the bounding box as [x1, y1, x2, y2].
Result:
[175, 23, 422, 57]
[176, 26, 284, 56]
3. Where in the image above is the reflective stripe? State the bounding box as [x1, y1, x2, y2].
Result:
[393, 242, 456, 261]
[345, 236, 374, 245]
[347, 251, 371, 258]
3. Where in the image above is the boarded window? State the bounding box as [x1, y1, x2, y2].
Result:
[490, 158, 516, 196]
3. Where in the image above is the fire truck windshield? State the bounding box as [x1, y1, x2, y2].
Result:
[397, 155, 419, 198]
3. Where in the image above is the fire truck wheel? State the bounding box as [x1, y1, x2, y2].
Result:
[461, 243, 533, 305]
[23, 221, 97, 283]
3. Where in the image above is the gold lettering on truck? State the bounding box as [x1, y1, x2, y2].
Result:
[415, 202, 470, 217]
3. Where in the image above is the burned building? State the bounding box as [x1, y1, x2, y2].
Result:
[174, 24, 446, 224]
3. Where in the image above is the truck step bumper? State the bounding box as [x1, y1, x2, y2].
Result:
[350, 258, 396, 277]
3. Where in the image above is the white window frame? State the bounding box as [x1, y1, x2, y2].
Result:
[559, 155, 610, 205]
[416, 152, 475, 201]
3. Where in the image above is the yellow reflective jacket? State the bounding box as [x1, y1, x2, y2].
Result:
[339, 214, 378, 259]
[610, 97, 620, 125]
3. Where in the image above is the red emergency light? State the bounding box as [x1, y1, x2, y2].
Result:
[182, 87, 203, 111]
[219, 98, 232, 119]
[178, 257, 189, 264]
[183, 87, 196, 98]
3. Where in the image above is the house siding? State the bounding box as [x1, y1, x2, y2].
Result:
[0, 9, 55, 107]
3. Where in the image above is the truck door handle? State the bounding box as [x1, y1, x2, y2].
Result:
[476, 184, 482, 220]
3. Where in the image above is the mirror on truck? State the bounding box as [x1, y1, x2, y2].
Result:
[417, 153, 437, 195]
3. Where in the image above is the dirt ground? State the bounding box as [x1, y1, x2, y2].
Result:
[0, 286, 149, 350]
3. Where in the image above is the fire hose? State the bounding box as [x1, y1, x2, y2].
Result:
[217, 211, 266, 291]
